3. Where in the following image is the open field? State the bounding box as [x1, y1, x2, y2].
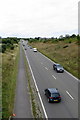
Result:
[2, 46, 19, 118]
[29, 37, 79, 79]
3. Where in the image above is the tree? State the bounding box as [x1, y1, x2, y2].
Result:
[77, 34, 80, 40]
[2, 44, 6, 53]
[65, 34, 70, 38]
[71, 34, 76, 38]
[59, 35, 63, 39]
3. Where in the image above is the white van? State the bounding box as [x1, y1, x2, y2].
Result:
[33, 48, 37, 52]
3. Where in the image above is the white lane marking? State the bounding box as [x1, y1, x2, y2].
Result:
[65, 70, 79, 81]
[45, 67, 48, 70]
[39, 52, 79, 82]
[39, 52, 55, 64]
[66, 91, 74, 100]
[22, 45, 48, 119]
[52, 75, 56, 79]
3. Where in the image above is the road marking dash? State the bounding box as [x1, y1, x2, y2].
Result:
[66, 91, 74, 100]
[52, 75, 56, 79]
[45, 67, 48, 70]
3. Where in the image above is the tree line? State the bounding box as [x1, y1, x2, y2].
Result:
[28, 34, 80, 43]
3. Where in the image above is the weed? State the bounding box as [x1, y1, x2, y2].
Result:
[2, 46, 19, 118]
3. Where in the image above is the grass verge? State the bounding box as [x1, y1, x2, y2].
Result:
[29, 41, 79, 79]
[0, 52, 2, 119]
[2, 45, 19, 119]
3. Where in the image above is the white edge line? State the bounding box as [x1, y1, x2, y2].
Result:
[22, 45, 48, 119]
[52, 75, 56, 79]
[39, 52, 79, 82]
[65, 70, 79, 81]
[66, 91, 74, 100]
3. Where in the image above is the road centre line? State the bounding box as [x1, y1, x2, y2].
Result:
[22, 45, 48, 119]
[66, 91, 74, 100]
[52, 75, 56, 79]
[45, 67, 48, 70]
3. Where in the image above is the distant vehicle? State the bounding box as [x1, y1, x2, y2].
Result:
[44, 88, 61, 103]
[33, 48, 37, 52]
[53, 64, 64, 73]
[25, 48, 27, 50]
[29, 46, 32, 49]
[23, 44, 25, 46]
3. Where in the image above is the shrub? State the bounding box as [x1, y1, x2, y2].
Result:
[0, 45, 2, 52]
[10, 45, 14, 50]
[2, 44, 6, 53]
[69, 41, 72, 43]
[63, 45, 69, 48]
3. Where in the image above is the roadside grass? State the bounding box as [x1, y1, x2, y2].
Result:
[23, 49, 43, 119]
[2, 46, 19, 118]
[29, 39, 79, 79]
[0, 53, 2, 119]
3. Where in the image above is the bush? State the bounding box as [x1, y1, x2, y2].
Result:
[10, 45, 14, 50]
[2, 44, 6, 53]
[43, 40, 46, 43]
[51, 39, 59, 43]
[63, 45, 69, 48]
[0, 45, 2, 52]
[69, 41, 72, 43]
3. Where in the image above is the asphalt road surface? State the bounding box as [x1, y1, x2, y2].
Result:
[13, 44, 32, 118]
[22, 40, 79, 119]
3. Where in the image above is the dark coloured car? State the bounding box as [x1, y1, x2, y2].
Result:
[53, 64, 64, 73]
[25, 48, 27, 50]
[29, 46, 32, 49]
[44, 88, 61, 103]
[23, 44, 25, 46]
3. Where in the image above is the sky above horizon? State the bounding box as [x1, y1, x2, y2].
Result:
[0, 0, 79, 38]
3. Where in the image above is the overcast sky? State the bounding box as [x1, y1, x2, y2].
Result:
[0, 0, 79, 38]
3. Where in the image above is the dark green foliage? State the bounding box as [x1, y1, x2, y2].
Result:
[65, 34, 70, 39]
[0, 38, 2, 43]
[2, 44, 6, 53]
[69, 40, 72, 43]
[0, 45, 2, 52]
[2, 37, 19, 44]
[71, 34, 76, 38]
[10, 45, 14, 50]
[63, 45, 69, 48]
[77, 35, 80, 45]
[1, 37, 20, 53]
[77, 34, 80, 40]
[51, 38, 59, 43]
[59, 35, 65, 41]
[28, 34, 77, 44]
